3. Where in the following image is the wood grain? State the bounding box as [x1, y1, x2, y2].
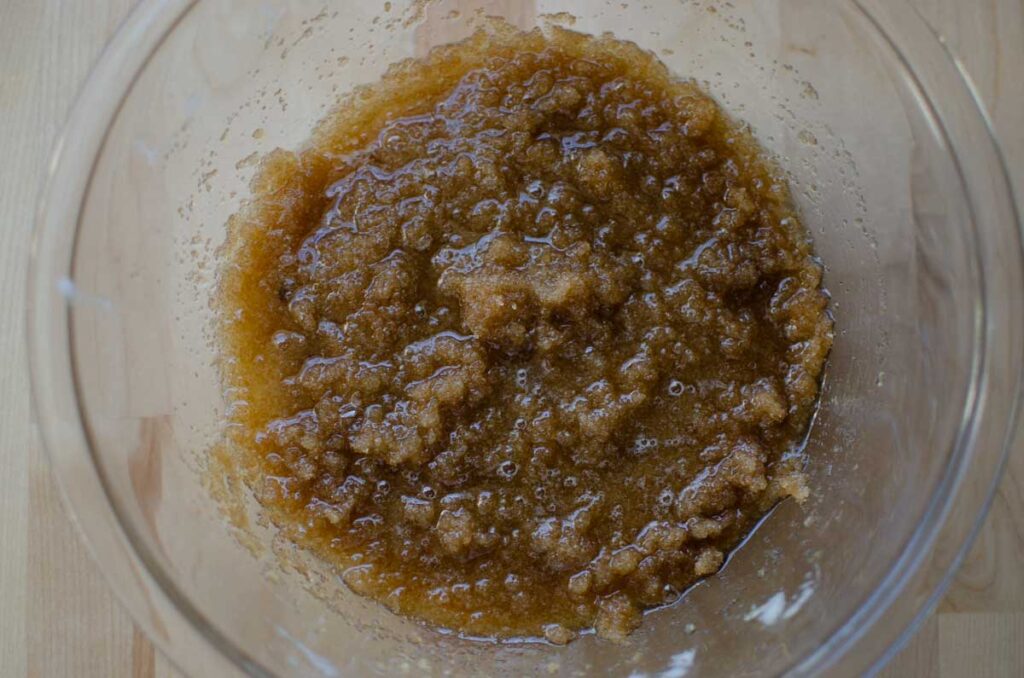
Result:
[1, 2, 167, 676]
[878, 1, 1024, 675]
[0, 1, 1020, 676]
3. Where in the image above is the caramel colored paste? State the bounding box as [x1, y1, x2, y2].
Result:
[216, 26, 832, 644]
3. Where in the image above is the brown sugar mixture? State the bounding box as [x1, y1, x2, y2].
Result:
[215, 26, 833, 644]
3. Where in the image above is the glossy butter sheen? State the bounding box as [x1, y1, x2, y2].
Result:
[215, 25, 833, 643]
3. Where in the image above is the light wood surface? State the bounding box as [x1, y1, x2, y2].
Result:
[1, 1, 1020, 676]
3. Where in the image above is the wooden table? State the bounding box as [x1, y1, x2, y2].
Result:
[1, 1, 1020, 675]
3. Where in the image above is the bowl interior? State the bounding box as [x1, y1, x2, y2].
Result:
[63, 0, 982, 675]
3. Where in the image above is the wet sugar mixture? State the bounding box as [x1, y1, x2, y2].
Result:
[215, 26, 833, 643]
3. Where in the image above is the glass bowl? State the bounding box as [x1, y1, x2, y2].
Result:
[28, 0, 1023, 676]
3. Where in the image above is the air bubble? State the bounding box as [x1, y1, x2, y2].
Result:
[498, 461, 519, 479]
